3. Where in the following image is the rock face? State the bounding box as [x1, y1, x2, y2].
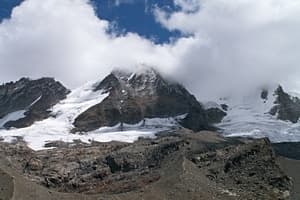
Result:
[270, 86, 300, 123]
[261, 89, 269, 101]
[74, 68, 214, 132]
[0, 130, 292, 199]
[0, 77, 70, 128]
[205, 107, 227, 124]
[273, 142, 300, 160]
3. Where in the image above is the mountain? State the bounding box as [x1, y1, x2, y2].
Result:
[269, 86, 300, 123]
[1, 68, 300, 147]
[73, 68, 220, 132]
[0, 77, 69, 129]
[215, 85, 300, 142]
[0, 68, 227, 150]
[0, 68, 297, 199]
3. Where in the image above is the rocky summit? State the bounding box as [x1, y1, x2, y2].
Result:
[0, 77, 70, 129]
[73, 68, 223, 132]
[269, 86, 300, 123]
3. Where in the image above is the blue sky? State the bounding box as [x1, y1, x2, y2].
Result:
[0, 0, 22, 21]
[1, 0, 300, 98]
[0, 0, 179, 43]
[0, 0, 23, 20]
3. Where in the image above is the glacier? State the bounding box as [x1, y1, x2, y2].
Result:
[0, 80, 182, 150]
[216, 87, 300, 143]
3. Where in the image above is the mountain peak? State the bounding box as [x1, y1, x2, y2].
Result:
[74, 67, 214, 132]
[95, 67, 172, 96]
[111, 67, 162, 84]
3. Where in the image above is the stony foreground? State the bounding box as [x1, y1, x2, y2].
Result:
[0, 130, 297, 200]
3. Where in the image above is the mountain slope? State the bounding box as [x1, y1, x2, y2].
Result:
[0, 68, 220, 150]
[0, 130, 292, 200]
[216, 85, 300, 142]
[270, 86, 300, 123]
[74, 68, 214, 132]
[0, 77, 70, 129]
[1, 69, 300, 150]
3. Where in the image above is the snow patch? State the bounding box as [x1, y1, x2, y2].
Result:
[0, 110, 26, 128]
[29, 95, 42, 107]
[0, 80, 109, 150]
[128, 72, 136, 81]
[221, 189, 238, 197]
[0, 80, 184, 151]
[217, 86, 300, 142]
[0, 95, 45, 128]
[0, 116, 182, 151]
[203, 101, 222, 110]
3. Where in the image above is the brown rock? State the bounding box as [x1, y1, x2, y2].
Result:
[27, 158, 43, 171]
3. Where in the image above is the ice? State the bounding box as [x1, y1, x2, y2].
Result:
[0, 80, 110, 150]
[0, 116, 181, 151]
[216, 87, 300, 143]
[128, 73, 136, 81]
[0, 80, 183, 151]
[203, 101, 222, 110]
[0, 110, 26, 128]
[29, 95, 42, 107]
[0, 95, 44, 128]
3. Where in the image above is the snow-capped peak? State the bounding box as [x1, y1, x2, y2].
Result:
[111, 67, 161, 84]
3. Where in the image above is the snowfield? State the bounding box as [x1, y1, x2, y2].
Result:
[216, 87, 300, 143]
[0, 110, 26, 128]
[1, 81, 300, 151]
[0, 81, 182, 150]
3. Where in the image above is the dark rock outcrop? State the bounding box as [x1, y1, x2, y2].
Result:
[220, 104, 228, 111]
[273, 142, 300, 160]
[205, 107, 227, 124]
[0, 77, 70, 128]
[191, 137, 291, 199]
[270, 86, 300, 123]
[0, 130, 292, 199]
[261, 89, 269, 100]
[74, 68, 213, 132]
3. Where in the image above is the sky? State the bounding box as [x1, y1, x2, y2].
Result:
[0, 0, 182, 43]
[0, 0, 300, 101]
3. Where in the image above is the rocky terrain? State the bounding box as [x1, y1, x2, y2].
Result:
[0, 129, 294, 200]
[73, 68, 224, 132]
[0, 77, 69, 129]
[273, 142, 300, 160]
[269, 86, 300, 123]
[1, 69, 300, 200]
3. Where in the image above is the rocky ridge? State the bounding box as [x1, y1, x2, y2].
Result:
[0, 77, 70, 129]
[0, 70, 298, 200]
[0, 130, 292, 200]
[74, 68, 223, 132]
[269, 86, 300, 123]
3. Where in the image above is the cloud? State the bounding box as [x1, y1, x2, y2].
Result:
[173, 0, 200, 13]
[114, 0, 136, 6]
[1, 0, 300, 102]
[155, 0, 300, 99]
[0, 0, 178, 88]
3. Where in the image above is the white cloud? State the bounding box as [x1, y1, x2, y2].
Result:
[155, 0, 300, 99]
[114, 0, 136, 6]
[0, 0, 177, 88]
[1, 0, 300, 101]
[173, 0, 200, 12]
